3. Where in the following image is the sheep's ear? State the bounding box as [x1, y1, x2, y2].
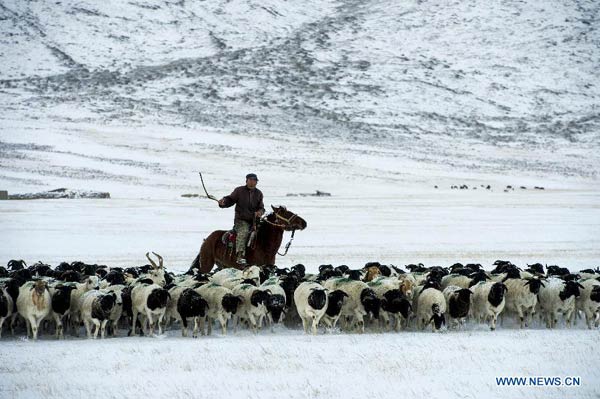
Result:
[577, 283, 585, 289]
[523, 280, 530, 286]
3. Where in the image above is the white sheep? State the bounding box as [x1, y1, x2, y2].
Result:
[294, 282, 328, 335]
[416, 287, 446, 331]
[538, 277, 583, 328]
[79, 290, 118, 339]
[164, 284, 190, 328]
[471, 281, 507, 331]
[322, 278, 380, 333]
[210, 268, 246, 290]
[69, 275, 100, 336]
[503, 278, 544, 328]
[196, 282, 242, 335]
[260, 277, 287, 327]
[241, 266, 261, 286]
[231, 283, 270, 333]
[16, 280, 52, 340]
[575, 278, 600, 329]
[131, 282, 170, 336]
[104, 285, 125, 336]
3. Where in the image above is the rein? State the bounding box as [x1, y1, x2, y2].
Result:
[278, 230, 295, 256]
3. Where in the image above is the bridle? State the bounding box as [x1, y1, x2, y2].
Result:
[262, 208, 299, 229]
[261, 208, 299, 256]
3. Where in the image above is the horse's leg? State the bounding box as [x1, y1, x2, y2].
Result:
[199, 236, 216, 274]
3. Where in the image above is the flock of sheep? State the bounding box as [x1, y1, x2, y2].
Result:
[1, 256, 599, 340]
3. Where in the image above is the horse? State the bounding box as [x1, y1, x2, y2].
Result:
[190, 205, 307, 273]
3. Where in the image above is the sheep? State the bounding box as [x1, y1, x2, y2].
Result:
[176, 288, 209, 338]
[503, 278, 545, 328]
[48, 283, 77, 338]
[471, 281, 508, 331]
[16, 280, 52, 340]
[416, 287, 446, 331]
[322, 278, 380, 333]
[294, 282, 328, 335]
[398, 274, 417, 299]
[69, 275, 100, 336]
[575, 279, 600, 329]
[380, 289, 412, 331]
[210, 268, 246, 290]
[211, 266, 261, 289]
[0, 285, 14, 338]
[411, 278, 443, 318]
[538, 277, 583, 328]
[363, 266, 381, 282]
[367, 277, 411, 331]
[196, 283, 243, 335]
[79, 290, 118, 339]
[164, 285, 192, 328]
[0, 277, 21, 334]
[241, 266, 261, 286]
[442, 285, 472, 329]
[231, 283, 270, 333]
[103, 285, 125, 336]
[260, 277, 287, 327]
[441, 271, 489, 290]
[319, 289, 348, 330]
[131, 282, 170, 336]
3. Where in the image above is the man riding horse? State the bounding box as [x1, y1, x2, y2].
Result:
[217, 173, 265, 266]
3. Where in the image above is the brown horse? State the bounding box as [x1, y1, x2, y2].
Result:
[190, 205, 307, 273]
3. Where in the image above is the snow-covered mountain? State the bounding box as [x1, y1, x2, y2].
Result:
[1, 0, 599, 188]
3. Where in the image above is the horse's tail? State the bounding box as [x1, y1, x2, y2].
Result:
[190, 251, 201, 272]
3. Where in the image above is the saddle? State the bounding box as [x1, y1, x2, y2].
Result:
[221, 227, 258, 250]
[221, 230, 237, 248]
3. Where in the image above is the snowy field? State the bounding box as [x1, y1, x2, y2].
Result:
[2, 0, 600, 398]
[1, 328, 599, 399]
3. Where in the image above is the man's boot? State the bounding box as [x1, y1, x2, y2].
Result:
[236, 252, 247, 267]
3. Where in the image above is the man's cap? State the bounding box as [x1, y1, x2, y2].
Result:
[246, 173, 259, 181]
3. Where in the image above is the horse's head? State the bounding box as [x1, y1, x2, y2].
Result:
[270, 205, 307, 231]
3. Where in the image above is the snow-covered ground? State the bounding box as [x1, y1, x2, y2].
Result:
[1, 0, 599, 397]
[1, 328, 599, 399]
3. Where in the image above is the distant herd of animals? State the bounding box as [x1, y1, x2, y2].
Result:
[1, 257, 599, 340]
[435, 184, 545, 192]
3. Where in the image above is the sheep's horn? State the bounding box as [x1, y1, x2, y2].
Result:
[145, 252, 158, 269]
[152, 252, 163, 268]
